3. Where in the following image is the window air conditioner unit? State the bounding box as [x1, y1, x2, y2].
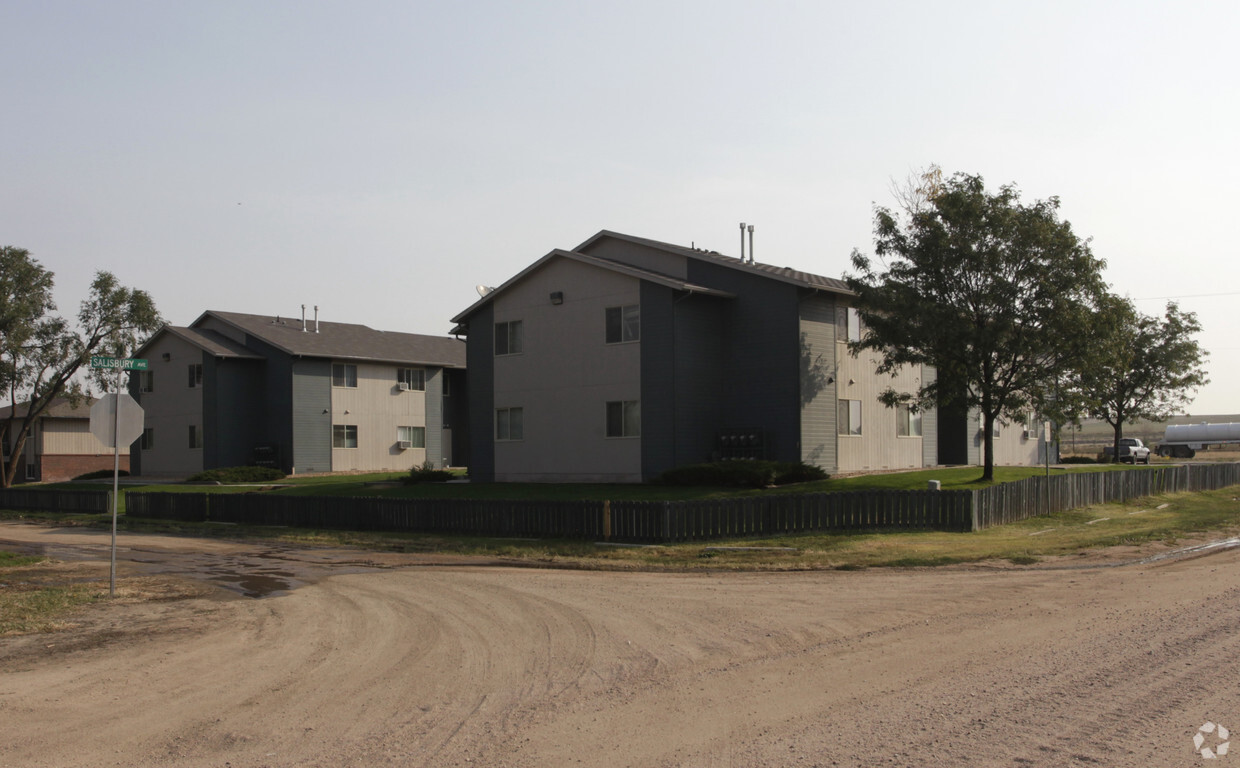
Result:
[398, 382, 411, 391]
[397, 440, 412, 449]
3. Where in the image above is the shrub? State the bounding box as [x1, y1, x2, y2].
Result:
[1060, 455, 1099, 465]
[655, 460, 828, 488]
[187, 466, 287, 483]
[404, 461, 454, 484]
[73, 469, 130, 480]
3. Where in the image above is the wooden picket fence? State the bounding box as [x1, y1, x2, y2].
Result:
[0, 488, 110, 515]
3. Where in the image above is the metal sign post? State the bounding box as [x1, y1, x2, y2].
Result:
[88, 357, 148, 597]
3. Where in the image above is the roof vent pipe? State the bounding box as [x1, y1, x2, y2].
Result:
[314, 305, 320, 333]
[301, 304, 307, 332]
[747, 224, 755, 264]
[739, 222, 746, 262]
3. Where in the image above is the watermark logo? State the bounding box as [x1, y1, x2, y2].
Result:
[1195, 722, 1230, 759]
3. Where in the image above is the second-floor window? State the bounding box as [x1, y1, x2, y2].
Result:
[495, 320, 523, 356]
[188, 364, 203, 388]
[138, 371, 154, 393]
[398, 368, 425, 391]
[605, 305, 640, 344]
[332, 363, 357, 387]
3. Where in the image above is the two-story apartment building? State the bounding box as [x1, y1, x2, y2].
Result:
[451, 230, 1051, 483]
[131, 310, 467, 477]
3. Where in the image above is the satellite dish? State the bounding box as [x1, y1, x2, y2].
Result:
[475, 284, 495, 297]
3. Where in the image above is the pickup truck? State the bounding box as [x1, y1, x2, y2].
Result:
[1103, 438, 1152, 464]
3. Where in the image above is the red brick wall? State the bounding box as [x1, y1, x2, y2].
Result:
[38, 455, 131, 483]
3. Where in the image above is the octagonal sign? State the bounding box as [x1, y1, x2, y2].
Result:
[90, 394, 145, 447]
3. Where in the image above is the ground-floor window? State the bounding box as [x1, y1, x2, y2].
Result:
[897, 404, 922, 437]
[606, 400, 640, 438]
[333, 424, 358, 448]
[496, 407, 523, 441]
[838, 399, 862, 436]
[188, 425, 203, 449]
[397, 426, 425, 448]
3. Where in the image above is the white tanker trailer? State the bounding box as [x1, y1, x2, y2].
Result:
[1157, 422, 1240, 458]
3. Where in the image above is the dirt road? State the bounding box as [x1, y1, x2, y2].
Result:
[2, 522, 1239, 767]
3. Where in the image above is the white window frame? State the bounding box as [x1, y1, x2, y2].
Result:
[605, 305, 640, 344]
[333, 424, 358, 448]
[496, 407, 523, 441]
[332, 363, 358, 388]
[495, 320, 523, 356]
[398, 368, 425, 391]
[397, 425, 425, 448]
[897, 404, 922, 437]
[838, 399, 862, 436]
[605, 400, 640, 438]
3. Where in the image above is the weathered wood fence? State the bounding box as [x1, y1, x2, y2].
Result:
[0, 488, 110, 514]
[122, 463, 1240, 543]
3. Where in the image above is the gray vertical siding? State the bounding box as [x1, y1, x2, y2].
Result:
[203, 354, 264, 469]
[672, 294, 727, 468]
[291, 359, 331, 474]
[685, 261, 802, 463]
[921, 365, 939, 467]
[425, 367, 444, 469]
[466, 303, 495, 482]
[798, 292, 837, 472]
[639, 282, 676, 479]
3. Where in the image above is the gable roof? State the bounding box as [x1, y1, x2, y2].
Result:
[196, 311, 466, 368]
[0, 396, 95, 421]
[451, 230, 851, 327]
[450, 248, 734, 325]
[156, 326, 265, 359]
[575, 230, 853, 293]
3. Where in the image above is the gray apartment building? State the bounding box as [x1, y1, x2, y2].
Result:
[130, 310, 467, 477]
[452, 231, 1019, 482]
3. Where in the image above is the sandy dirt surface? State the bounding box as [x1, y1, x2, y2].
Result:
[2, 522, 1240, 767]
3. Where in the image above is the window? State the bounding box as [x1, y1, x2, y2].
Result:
[188, 425, 203, 449]
[496, 407, 523, 441]
[606, 400, 641, 437]
[495, 320, 523, 356]
[140, 428, 154, 450]
[138, 371, 154, 393]
[188, 364, 203, 388]
[442, 373, 451, 397]
[897, 405, 922, 437]
[992, 420, 1001, 438]
[838, 399, 862, 436]
[24, 462, 35, 481]
[397, 426, 425, 448]
[332, 363, 357, 388]
[605, 305, 640, 344]
[333, 424, 358, 448]
[397, 368, 425, 391]
[836, 306, 861, 343]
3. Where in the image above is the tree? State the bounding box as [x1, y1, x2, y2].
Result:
[0, 248, 161, 488]
[846, 172, 1108, 481]
[1071, 296, 1208, 461]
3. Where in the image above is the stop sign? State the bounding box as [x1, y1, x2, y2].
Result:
[90, 394, 145, 447]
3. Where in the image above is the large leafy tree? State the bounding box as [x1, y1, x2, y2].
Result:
[846, 172, 1108, 480]
[0, 247, 161, 487]
[1073, 296, 1208, 461]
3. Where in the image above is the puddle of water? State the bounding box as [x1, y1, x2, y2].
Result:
[209, 572, 294, 598]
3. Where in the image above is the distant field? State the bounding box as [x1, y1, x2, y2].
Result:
[1062, 413, 1240, 458]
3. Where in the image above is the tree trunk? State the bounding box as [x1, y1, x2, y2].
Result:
[981, 411, 995, 481]
[1111, 422, 1124, 465]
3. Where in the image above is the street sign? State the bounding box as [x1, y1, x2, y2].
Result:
[90, 393, 145, 447]
[90, 356, 149, 370]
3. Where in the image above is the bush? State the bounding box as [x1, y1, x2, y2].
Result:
[73, 469, 130, 480]
[187, 466, 287, 483]
[654, 460, 828, 488]
[404, 461, 455, 484]
[1060, 456, 1099, 464]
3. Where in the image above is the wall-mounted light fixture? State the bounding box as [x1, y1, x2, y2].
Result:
[550, 291, 564, 305]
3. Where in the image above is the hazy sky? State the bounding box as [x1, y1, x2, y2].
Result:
[3, 1, 1236, 414]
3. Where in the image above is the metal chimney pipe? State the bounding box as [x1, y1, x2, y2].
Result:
[739, 222, 746, 262]
[314, 305, 320, 333]
[747, 224, 755, 263]
[301, 304, 307, 332]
